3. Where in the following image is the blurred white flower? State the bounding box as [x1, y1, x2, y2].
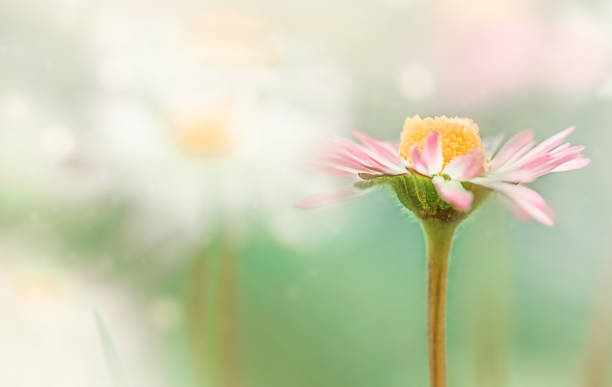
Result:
[87, 8, 352, 250]
[0, 243, 168, 387]
[0, 95, 108, 205]
[0, 4, 110, 207]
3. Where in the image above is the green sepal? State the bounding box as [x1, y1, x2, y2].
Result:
[371, 173, 491, 224]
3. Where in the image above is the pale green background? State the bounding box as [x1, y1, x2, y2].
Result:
[0, 0, 610, 386]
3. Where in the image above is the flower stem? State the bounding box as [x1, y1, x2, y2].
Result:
[186, 249, 217, 387]
[216, 241, 242, 387]
[423, 220, 458, 387]
[186, 237, 242, 387]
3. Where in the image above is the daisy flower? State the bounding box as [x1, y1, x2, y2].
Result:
[299, 115, 589, 226]
[298, 115, 589, 387]
[88, 7, 351, 250]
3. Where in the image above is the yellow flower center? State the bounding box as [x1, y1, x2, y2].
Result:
[399, 115, 483, 167]
[172, 103, 233, 157]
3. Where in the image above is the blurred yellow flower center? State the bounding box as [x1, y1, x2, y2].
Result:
[191, 10, 279, 66]
[173, 109, 232, 157]
[399, 115, 483, 166]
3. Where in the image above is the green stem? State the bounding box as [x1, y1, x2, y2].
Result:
[216, 242, 242, 387]
[186, 250, 216, 386]
[186, 239, 242, 387]
[423, 220, 458, 387]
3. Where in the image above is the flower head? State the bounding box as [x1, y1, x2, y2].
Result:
[88, 6, 352, 249]
[298, 116, 589, 226]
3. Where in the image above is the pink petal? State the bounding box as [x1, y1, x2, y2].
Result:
[443, 148, 486, 180]
[411, 146, 429, 175]
[333, 135, 407, 175]
[309, 161, 358, 179]
[295, 187, 372, 209]
[528, 126, 575, 157]
[322, 137, 397, 177]
[422, 131, 444, 175]
[550, 142, 571, 154]
[352, 131, 403, 169]
[333, 138, 389, 171]
[497, 195, 532, 221]
[489, 130, 534, 171]
[318, 154, 369, 172]
[488, 183, 554, 226]
[432, 176, 473, 212]
[501, 145, 586, 183]
[481, 126, 588, 184]
[499, 127, 576, 172]
[551, 156, 590, 172]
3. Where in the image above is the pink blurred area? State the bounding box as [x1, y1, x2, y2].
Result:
[431, 3, 611, 105]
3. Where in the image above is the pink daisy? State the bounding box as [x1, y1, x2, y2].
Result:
[298, 115, 589, 226]
[298, 115, 589, 387]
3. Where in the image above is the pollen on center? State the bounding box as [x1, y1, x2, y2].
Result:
[399, 115, 483, 166]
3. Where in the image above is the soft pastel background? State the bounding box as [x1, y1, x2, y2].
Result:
[1, 0, 610, 386]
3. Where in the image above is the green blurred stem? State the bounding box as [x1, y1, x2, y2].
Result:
[423, 220, 458, 387]
[581, 256, 612, 387]
[216, 242, 242, 387]
[187, 239, 242, 387]
[186, 252, 215, 386]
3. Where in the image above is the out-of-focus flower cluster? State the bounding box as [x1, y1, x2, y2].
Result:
[398, 0, 612, 106]
[0, 241, 167, 387]
[1, 1, 352, 255]
[91, 6, 351, 249]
